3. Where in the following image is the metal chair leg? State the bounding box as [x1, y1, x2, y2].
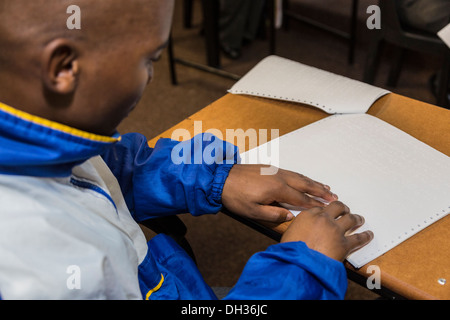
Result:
[363, 33, 384, 84]
[386, 47, 405, 87]
[167, 33, 178, 86]
[436, 55, 450, 109]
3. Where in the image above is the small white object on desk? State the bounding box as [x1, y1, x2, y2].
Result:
[438, 23, 450, 48]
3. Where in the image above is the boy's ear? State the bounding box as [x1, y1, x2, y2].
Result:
[42, 39, 80, 95]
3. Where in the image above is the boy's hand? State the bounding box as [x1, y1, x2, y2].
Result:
[222, 164, 338, 223]
[281, 201, 374, 261]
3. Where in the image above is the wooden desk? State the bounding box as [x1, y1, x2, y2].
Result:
[148, 93, 450, 300]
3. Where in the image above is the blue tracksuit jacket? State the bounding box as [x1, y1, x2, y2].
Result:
[0, 101, 347, 299]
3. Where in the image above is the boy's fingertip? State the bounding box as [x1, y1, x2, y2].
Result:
[324, 192, 338, 202]
[286, 212, 294, 221]
[363, 230, 374, 243]
[353, 214, 365, 227]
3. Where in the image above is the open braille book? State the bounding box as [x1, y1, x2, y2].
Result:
[231, 56, 450, 268]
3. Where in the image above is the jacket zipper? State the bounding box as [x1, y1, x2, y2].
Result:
[70, 177, 118, 212]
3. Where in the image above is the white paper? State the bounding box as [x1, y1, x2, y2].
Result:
[438, 23, 450, 48]
[240, 114, 450, 268]
[229, 56, 390, 114]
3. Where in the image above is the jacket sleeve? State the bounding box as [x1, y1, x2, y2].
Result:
[101, 132, 240, 222]
[223, 241, 348, 300]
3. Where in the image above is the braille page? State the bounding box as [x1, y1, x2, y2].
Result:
[228, 55, 390, 114]
[240, 114, 450, 268]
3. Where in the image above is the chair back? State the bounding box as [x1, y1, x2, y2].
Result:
[379, 0, 447, 53]
[380, 0, 404, 34]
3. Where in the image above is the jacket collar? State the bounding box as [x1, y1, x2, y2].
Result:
[0, 101, 120, 177]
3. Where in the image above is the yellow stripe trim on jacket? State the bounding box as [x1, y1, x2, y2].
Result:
[145, 274, 164, 300]
[0, 102, 120, 143]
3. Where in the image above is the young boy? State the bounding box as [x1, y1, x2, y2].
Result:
[0, 0, 373, 299]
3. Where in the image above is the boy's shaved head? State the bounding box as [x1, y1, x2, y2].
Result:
[0, 0, 172, 58]
[1, 0, 153, 68]
[1, 1, 78, 76]
[0, 0, 174, 135]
